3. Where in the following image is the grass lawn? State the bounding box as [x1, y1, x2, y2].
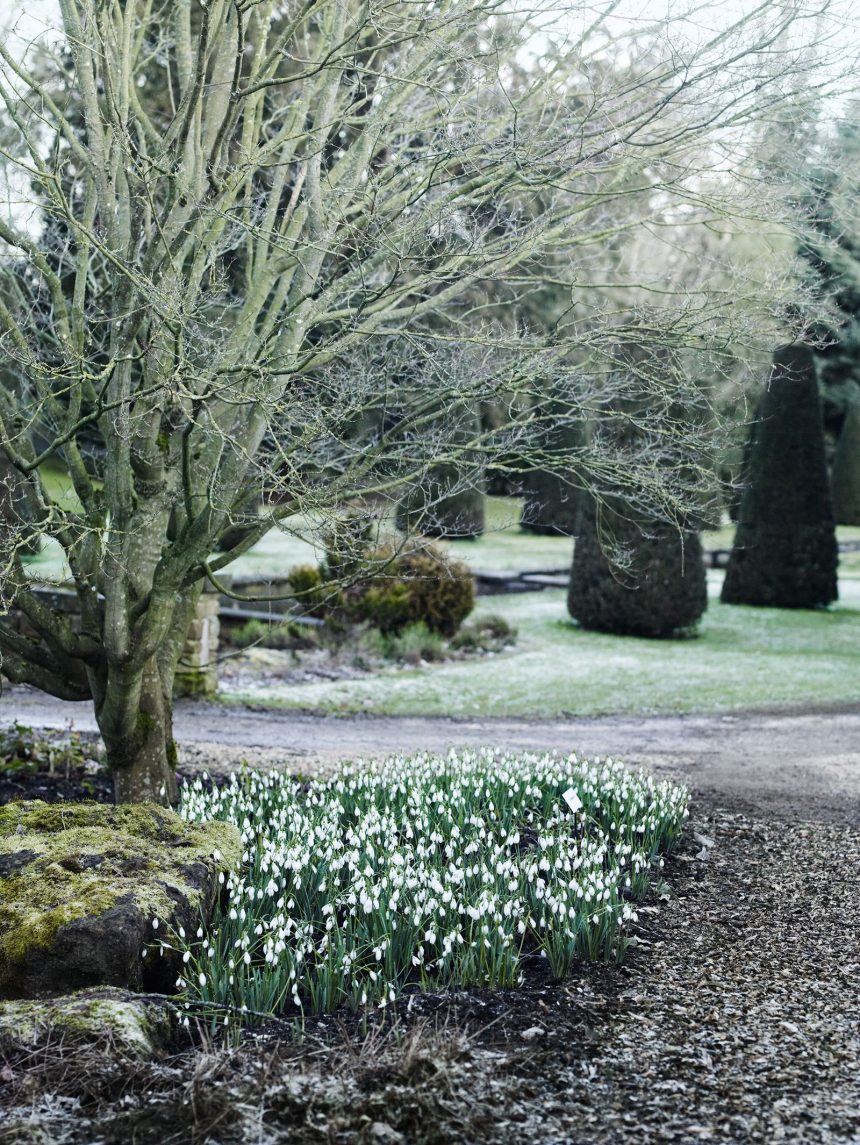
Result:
[220, 572, 860, 717]
[21, 488, 860, 718]
[24, 493, 860, 583]
[225, 497, 576, 577]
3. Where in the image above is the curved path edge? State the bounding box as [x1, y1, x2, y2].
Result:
[3, 686, 859, 823]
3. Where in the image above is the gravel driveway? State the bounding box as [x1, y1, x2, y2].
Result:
[2, 688, 859, 1143]
[5, 686, 860, 823]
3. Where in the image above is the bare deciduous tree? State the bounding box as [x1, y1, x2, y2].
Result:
[0, 0, 847, 801]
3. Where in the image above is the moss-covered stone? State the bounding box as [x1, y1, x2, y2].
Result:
[0, 987, 176, 1061]
[0, 800, 241, 998]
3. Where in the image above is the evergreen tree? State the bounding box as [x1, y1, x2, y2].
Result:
[521, 469, 580, 535]
[519, 388, 583, 535]
[396, 473, 486, 539]
[831, 402, 860, 525]
[567, 498, 707, 638]
[721, 344, 838, 608]
[798, 112, 860, 439]
[396, 406, 486, 539]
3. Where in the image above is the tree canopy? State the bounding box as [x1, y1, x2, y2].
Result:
[0, 0, 848, 800]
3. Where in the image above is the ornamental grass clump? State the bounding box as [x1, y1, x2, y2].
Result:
[167, 751, 687, 1024]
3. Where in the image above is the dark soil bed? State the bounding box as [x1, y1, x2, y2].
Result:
[2, 781, 859, 1145]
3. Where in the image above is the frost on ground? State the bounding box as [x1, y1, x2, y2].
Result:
[2, 793, 859, 1144]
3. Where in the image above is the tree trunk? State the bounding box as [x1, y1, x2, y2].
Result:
[98, 657, 179, 806]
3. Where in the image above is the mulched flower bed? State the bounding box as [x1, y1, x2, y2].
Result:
[2, 785, 859, 1144]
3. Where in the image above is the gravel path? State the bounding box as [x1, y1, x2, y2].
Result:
[544, 800, 860, 1144]
[2, 689, 859, 1143]
[5, 686, 860, 824]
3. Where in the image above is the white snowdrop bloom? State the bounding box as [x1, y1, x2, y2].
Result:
[176, 752, 686, 1019]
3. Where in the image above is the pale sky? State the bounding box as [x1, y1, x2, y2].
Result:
[6, 0, 860, 57]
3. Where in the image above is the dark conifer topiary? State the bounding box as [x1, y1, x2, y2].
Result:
[396, 473, 485, 539]
[520, 471, 579, 535]
[830, 402, 860, 525]
[567, 498, 707, 638]
[721, 344, 838, 608]
[396, 404, 485, 539]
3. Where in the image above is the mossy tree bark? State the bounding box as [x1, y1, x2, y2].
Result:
[100, 657, 179, 804]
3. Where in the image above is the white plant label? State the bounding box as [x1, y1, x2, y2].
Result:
[562, 788, 583, 814]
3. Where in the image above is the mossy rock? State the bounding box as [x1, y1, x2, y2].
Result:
[0, 986, 176, 1062]
[0, 801, 241, 998]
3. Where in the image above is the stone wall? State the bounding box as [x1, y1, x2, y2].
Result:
[173, 587, 220, 697]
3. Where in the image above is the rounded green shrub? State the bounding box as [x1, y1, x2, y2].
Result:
[346, 543, 474, 636]
[323, 514, 377, 580]
[356, 580, 414, 634]
[393, 547, 475, 636]
[287, 564, 340, 618]
[568, 499, 707, 639]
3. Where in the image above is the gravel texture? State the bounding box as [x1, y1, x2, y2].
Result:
[6, 688, 860, 824]
[1, 790, 858, 1144]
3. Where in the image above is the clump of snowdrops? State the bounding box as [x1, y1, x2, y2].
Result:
[163, 749, 687, 1024]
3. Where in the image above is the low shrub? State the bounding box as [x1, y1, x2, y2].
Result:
[355, 579, 414, 634]
[224, 618, 318, 652]
[323, 514, 377, 581]
[392, 548, 475, 637]
[167, 751, 688, 1025]
[384, 621, 446, 663]
[450, 614, 517, 653]
[291, 538, 475, 638]
[287, 564, 342, 619]
[0, 722, 89, 774]
[351, 622, 446, 667]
